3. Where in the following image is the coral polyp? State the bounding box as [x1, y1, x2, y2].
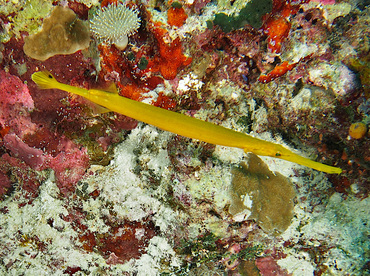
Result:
[89, 4, 140, 49]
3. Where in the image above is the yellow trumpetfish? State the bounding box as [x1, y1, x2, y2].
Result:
[32, 71, 342, 174]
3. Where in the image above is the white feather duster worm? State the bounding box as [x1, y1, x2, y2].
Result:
[89, 4, 141, 50]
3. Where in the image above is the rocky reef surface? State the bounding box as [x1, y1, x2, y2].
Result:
[0, 0, 369, 275]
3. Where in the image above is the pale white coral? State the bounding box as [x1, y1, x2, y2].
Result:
[89, 4, 140, 50]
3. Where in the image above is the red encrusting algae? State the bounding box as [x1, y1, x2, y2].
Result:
[262, 0, 303, 53]
[258, 61, 297, 83]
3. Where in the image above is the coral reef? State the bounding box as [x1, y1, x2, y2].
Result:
[0, 0, 369, 275]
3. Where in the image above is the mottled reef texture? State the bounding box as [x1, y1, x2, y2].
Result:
[0, 0, 369, 275]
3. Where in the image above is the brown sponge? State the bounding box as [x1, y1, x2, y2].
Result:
[23, 6, 89, 61]
[229, 153, 296, 235]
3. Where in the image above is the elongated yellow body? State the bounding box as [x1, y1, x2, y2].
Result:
[32, 71, 342, 174]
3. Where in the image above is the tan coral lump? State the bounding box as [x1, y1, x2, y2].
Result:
[23, 6, 89, 61]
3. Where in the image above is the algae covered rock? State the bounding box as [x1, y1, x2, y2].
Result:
[229, 153, 296, 235]
[23, 6, 89, 61]
[212, 0, 272, 31]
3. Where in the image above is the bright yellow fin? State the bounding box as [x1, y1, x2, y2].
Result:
[90, 104, 111, 114]
[32, 71, 61, 90]
[104, 82, 119, 94]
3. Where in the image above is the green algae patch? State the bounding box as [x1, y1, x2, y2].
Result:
[0, 0, 53, 43]
[211, 0, 272, 32]
[229, 153, 296, 235]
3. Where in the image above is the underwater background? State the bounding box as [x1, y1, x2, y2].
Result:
[0, 0, 369, 275]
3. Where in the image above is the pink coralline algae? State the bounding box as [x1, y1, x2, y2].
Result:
[0, 70, 36, 137]
[311, 0, 336, 4]
[49, 142, 90, 196]
[20, 130, 91, 196]
[0, 71, 43, 198]
[255, 256, 290, 276]
[0, 69, 91, 197]
[3, 133, 46, 170]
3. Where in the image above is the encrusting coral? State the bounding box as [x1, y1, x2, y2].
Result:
[23, 6, 89, 61]
[89, 4, 140, 50]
